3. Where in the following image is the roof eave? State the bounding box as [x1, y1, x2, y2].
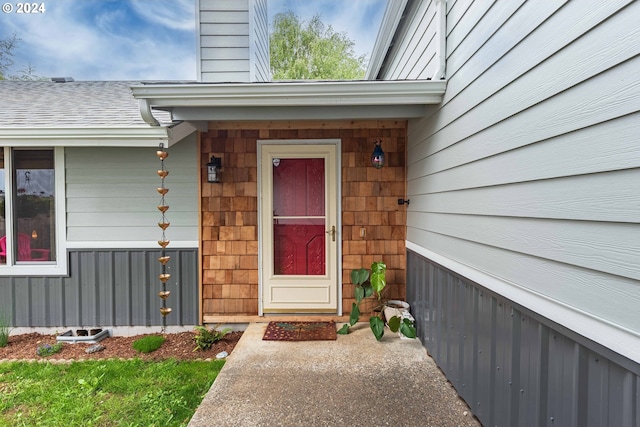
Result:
[0, 127, 172, 147]
[130, 80, 446, 109]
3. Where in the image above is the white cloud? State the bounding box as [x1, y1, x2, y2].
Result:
[1, 0, 196, 80]
[129, 0, 195, 31]
[95, 8, 129, 34]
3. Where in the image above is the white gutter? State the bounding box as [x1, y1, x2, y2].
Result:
[0, 124, 194, 148]
[138, 98, 161, 126]
[432, 0, 447, 80]
[365, 0, 408, 80]
[131, 80, 446, 108]
[0, 127, 167, 140]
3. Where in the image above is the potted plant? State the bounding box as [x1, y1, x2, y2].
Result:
[337, 261, 416, 341]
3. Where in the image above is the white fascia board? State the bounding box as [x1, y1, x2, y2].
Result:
[66, 241, 198, 249]
[365, 0, 408, 80]
[406, 242, 640, 364]
[131, 80, 446, 108]
[0, 127, 169, 147]
[171, 105, 426, 121]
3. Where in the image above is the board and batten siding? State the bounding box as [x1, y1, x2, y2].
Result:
[65, 134, 198, 244]
[197, 0, 269, 82]
[0, 249, 198, 327]
[407, 251, 640, 427]
[385, 0, 640, 360]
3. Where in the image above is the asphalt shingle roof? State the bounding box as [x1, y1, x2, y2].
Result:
[0, 80, 171, 128]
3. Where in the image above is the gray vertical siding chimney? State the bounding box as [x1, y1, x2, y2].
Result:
[196, 0, 270, 82]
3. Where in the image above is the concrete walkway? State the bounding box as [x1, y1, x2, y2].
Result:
[188, 323, 482, 427]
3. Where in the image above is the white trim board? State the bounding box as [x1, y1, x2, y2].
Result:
[66, 241, 199, 249]
[257, 139, 343, 316]
[0, 147, 67, 277]
[406, 241, 640, 364]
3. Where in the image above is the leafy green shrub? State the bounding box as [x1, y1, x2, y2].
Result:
[387, 315, 417, 339]
[132, 335, 165, 353]
[338, 261, 417, 341]
[36, 342, 63, 357]
[193, 325, 231, 351]
[338, 261, 387, 338]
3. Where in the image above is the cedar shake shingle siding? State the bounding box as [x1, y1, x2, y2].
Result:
[200, 121, 407, 316]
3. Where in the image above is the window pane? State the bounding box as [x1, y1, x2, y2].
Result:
[272, 157, 326, 276]
[273, 158, 325, 216]
[13, 150, 55, 262]
[273, 218, 325, 275]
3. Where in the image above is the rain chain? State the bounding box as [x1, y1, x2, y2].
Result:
[156, 144, 172, 327]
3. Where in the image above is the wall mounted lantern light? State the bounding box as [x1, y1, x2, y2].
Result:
[207, 155, 222, 183]
[371, 139, 385, 169]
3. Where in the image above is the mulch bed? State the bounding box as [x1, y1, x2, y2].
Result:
[0, 330, 243, 362]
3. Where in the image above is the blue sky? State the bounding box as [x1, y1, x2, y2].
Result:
[0, 0, 386, 80]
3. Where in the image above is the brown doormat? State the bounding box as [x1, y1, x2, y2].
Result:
[262, 321, 337, 341]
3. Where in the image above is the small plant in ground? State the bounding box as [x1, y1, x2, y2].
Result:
[0, 310, 10, 348]
[193, 325, 231, 351]
[132, 335, 165, 353]
[36, 342, 63, 357]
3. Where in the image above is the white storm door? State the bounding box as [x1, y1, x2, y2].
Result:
[260, 142, 339, 313]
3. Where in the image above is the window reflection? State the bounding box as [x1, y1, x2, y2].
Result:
[272, 158, 326, 276]
[12, 150, 55, 262]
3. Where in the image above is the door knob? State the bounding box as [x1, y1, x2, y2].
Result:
[326, 225, 336, 242]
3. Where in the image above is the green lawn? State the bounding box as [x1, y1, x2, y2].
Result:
[0, 359, 224, 427]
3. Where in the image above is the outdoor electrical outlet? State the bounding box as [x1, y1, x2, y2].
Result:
[360, 227, 366, 238]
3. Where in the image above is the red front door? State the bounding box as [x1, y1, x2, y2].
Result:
[260, 142, 339, 313]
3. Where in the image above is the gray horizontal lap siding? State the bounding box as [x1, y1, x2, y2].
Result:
[408, 250, 640, 427]
[251, 0, 269, 82]
[198, 0, 269, 82]
[65, 139, 198, 243]
[402, 0, 640, 335]
[0, 249, 198, 327]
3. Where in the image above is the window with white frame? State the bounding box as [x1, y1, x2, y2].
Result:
[0, 148, 60, 268]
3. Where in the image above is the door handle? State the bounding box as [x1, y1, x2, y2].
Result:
[326, 225, 336, 242]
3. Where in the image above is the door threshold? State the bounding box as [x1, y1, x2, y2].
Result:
[203, 314, 349, 324]
[263, 309, 338, 314]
